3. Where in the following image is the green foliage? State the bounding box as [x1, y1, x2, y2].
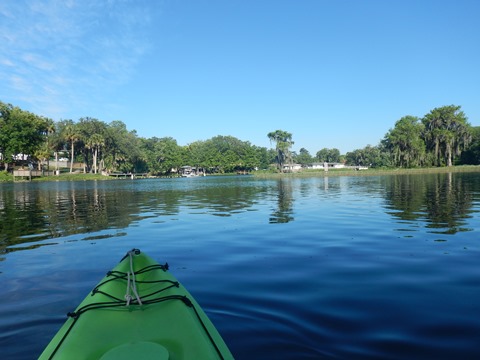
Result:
[0, 101, 50, 170]
[383, 116, 426, 168]
[105, 121, 146, 173]
[0, 170, 12, 181]
[345, 145, 390, 168]
[460, 126, 480, 165]
[295, 148, 313, 165]
[76, 117, 108, 173]
[347, 105, 473, 169]
[183, 135, 260, 173]
[316, 148, 341, 163]
[141, 137, 182, 175]
[250, 146, 270, 170]
[57, 119, 80, 173]
[2, 100, 477, 177]
[422, 105, 471, 167]
[267, 130, 294, 172]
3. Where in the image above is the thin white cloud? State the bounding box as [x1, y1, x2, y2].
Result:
[0, 0, 153, 120]
[22, 53, 55, 71]
[10, 75, 32, 93]
[0, 58, 15, 67]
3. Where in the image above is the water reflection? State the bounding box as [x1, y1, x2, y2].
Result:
[384, 173, 478, 234]
[269, 179, 294, 224]
[1, 173, 479, 255]
[0, 181, 138, 247]
[0, 179, 266, 253]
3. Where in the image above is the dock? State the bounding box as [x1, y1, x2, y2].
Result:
[13, 169, 55, 181]
[107, 172, 149, 179]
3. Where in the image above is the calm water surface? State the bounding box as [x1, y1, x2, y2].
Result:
[1, 173, 480, 359]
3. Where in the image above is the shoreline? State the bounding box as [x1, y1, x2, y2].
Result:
[252, 165, 480, 178]
[1, 165, 479, 183]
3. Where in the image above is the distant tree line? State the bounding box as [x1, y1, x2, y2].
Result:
[348, 105, 477, 168]
[1, 101, 479, 175]
[266, 105, 478, 170]
[0, 101, 276, 175]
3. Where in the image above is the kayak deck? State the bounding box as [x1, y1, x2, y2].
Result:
[39, 249, 234, 360]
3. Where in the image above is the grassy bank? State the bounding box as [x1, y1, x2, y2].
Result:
[1, 165, 479, 182]
[0, 171, 113, 182]
[253, 165, 480, 178]
[33, 173, 112, 182]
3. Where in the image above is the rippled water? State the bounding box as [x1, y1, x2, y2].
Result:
[1, 173, 480, 359]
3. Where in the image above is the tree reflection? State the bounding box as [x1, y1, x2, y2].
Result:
[269, 179, 294, 223]
[384, 173, 476, 234]
[0, 178, 264, 253]
[2, 173, 477, 257]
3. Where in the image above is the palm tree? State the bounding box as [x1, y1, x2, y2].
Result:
[86, 133, 105, 174]
[34, 143, 51, 171]
[43, 118, 55, 171]
[267, 130, 294, 172]
[63, 123, 80, 173]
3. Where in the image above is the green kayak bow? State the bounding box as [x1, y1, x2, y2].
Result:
[39, 249, 234, 360]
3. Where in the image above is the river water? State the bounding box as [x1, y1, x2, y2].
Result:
[1, 173, 479, 359]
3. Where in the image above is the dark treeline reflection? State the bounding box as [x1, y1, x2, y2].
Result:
[1, 173, 479, 253]
[0, 179, 268, 251]
[1, 182, 143, 247]
[384, 172, 480, 234]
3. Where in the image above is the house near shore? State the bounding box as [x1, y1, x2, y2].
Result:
[180, 166, 205, 177]
[282, 162, 347, 172]
[306, 162, 324, 170]
[304, 162, 346, 170]
[282, 163, 302, 172]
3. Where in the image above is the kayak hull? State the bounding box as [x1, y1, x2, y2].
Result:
[39, 249, 234, 360]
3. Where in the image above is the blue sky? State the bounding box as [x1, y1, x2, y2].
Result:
[1, 0, 479, 154]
